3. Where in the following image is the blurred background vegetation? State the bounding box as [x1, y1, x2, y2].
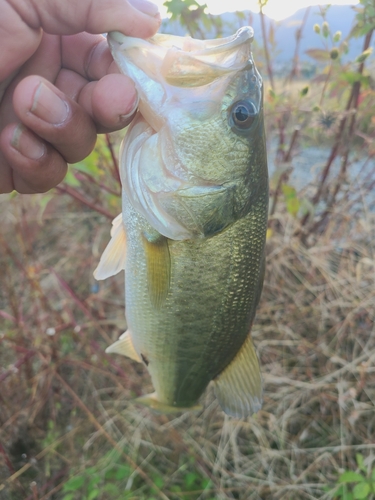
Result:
[1, 0, 375, 499]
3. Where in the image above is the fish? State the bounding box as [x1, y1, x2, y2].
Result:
[94, 27, 268, 418]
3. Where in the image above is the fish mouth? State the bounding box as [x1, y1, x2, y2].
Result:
[108, 26, 253, 57]
[107, 27, 254, 89]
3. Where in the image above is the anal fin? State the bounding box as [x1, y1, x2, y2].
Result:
[105, 330, 142, 363]
[213, 335, 262, 418]
[94, 213, 126, 280]
[136, 392, 202, 414]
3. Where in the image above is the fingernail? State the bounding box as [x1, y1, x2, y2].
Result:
[31, 82, 69, 125]
[11, 124, 46, 160]
[129, 0, 160, 18]
[119, 91, 139, 122]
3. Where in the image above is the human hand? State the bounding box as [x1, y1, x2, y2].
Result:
[0, 0, 160, 194]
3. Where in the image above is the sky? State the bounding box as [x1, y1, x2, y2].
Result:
[155, 0, 359, 21]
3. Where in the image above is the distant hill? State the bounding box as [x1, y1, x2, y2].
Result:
[161, 5, 365, 64]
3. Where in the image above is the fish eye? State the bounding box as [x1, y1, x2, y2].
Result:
[230, 100, 257, 129]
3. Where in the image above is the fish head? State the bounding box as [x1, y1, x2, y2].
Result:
[108, 28, 268, 240]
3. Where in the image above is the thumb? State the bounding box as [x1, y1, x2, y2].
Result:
[19, 0, 161, 36]
[0, 0, 160, 84]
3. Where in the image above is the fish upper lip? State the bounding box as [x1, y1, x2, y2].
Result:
[108, 26, 254, 57]
[108, 27, 255, 87]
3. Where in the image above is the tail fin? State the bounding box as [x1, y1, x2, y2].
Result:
[213, 335, 263, 418]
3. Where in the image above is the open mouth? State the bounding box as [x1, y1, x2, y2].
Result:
[107, 27, 254, 88]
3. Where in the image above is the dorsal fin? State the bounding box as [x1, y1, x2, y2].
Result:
[142, 233, 171, 308]
[213, 335, 262, 418]
[94, 214, 126, 280]
[105, 331, 141, 363]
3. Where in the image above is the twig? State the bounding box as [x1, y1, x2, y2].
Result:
[259, 3, 275, 90]
[0, 351, 36, 383]
[287, 7, 311, 83]
[74, 171, 121, 198]
[105, 134, 121, 186]
[314, 30, 373, 206]
[55, 185, 114, 220]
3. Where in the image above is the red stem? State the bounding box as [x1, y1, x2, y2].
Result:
[0, 351, 36, 383]
[56, 185, 115, 220]
[74, 171, 121, 197]
[105, 134, 121, 186]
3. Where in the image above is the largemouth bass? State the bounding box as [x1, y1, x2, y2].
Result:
[94, 27, 268, 418]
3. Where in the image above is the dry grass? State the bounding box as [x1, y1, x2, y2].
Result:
[0, 153, 374, 500]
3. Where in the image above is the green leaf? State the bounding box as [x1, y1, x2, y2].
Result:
[63, 170, 81, 188]
[353, 482, 370, 499]
[63, 476, 86, 491]
[114, 465, 131, 480]
[88, 475, 101, 490]
[202, 479, 212, 489]
[153, 476, 164, 488]
[85, 467, 97, 475]
[170, 485, 182, 492]
[185, 472, 198, 488]
[87, 489, 100, 500]
[62, 495, 75, 500]
[371, 468, 375, 481]
[104, 467, 117, 480]
[340, 71, 362, 85]
[300, 86, 309, 97]
[74, 155, 100, 176]
[103, 483, 120, 495]
[336, 484, 355, 500]
[356, 454, 366, 472]
[282, 185, 300, 217]
[339, 471, 366, 483]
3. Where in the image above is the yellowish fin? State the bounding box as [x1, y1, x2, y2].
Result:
[213, 335, 262, 418]
[142, 234, 171, 308]
[135, 392, 202, 413]
[94, 214, 126, 280]
[105, 330, 141, 363]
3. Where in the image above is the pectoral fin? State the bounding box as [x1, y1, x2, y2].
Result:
[177, 184, 236, 237]
[136, 392, 202, 413]
[142, 234, 171, 308]
[105, 331, 142, 363]
[213, 335, 262, 418]
[94, 214, 126, 280]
